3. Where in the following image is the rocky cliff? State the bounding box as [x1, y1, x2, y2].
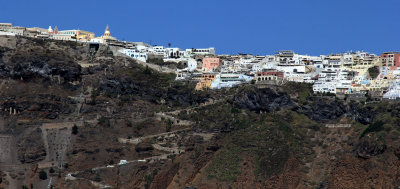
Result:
[1, 36, 400, 189]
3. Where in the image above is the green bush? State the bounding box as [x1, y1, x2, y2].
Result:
[360, 120, 384, 138]
[368, 66, 380, 79]
[39, 170, 47, 180]
[72, 125, 78, 135]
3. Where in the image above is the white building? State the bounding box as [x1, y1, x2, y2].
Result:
[165, 47, 187, 58]
[90, 38, 104, 43]
[211, 73, 253, 89]
[150, 46, 167, 56]
[383, 80, 400, 99]
[185, 47, 216, 56]
[0, 31, 15, 36]
[120, 49, 148, 62]
[313, 81, 337, 93]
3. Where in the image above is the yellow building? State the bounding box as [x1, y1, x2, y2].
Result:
[195, 73, 216, 90]
[57, 29, 95, 41]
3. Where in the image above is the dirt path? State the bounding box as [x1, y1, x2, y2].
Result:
[65, 153, 175, 188]
[136, 59, 176, 73]
[118, 128, 190, 145]
[165, 96, 231, 115]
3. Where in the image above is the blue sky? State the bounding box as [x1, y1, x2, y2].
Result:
[1, 0, 399, 55]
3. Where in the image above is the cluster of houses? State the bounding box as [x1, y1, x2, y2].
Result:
[1, 22, 400, 100]
[174, 50, 400, 100]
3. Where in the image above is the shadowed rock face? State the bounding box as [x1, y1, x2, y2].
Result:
[300, 98, 346, 122]
[346, 103, 374, 125]
[0, 56, 81, 82]
[135, 143, 154, 152]
[301, 98, 374, 124]
[234, 88, 374, 124]
[234, 87, 295, 112]
[0, 37, 82, 82]
[98, 76, 210, 107]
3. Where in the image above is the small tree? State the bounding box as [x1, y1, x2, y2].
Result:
[39, 170, 47, 180]
[166, 124, 172, 132]
[166, 119, 173, 132]
[49, 167, 55, 173]
[72, 125, 78, 135]
[168, 43, 171, 48]
[368, 66, 380, 79]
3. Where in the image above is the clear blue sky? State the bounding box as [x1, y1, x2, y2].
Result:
[1, 0, 399, 55]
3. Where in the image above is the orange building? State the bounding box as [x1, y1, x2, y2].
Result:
[202, 58, 221, 72]
[195, 73, 217, 90]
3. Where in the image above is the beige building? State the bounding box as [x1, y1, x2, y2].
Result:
[8, 27, 26, 36]
[0, 23, 12, 31]
[27, 27, 49, 34]
[51, 34, 73, 41]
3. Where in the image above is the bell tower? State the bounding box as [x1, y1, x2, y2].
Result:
[104, 25, 110, 37]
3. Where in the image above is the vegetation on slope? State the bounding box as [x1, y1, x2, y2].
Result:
[368, 66, 380, 79]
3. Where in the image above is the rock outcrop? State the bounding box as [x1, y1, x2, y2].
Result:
[234, 87, 295, 112]
[300, 97, 346, 122]
[17, 128, 46, 163]
[346, 103, 374, 124]
[354, 135, 386, 159]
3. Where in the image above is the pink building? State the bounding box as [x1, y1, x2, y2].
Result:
[380, 52, 400, 70]
[202, 58, 221, 72]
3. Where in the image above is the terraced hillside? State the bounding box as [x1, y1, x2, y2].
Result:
[1, 36, 400, 189]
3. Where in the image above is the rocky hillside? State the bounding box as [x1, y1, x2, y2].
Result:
[1, 36, 400, 189]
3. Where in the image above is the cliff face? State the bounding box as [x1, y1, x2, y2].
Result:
[0, 36, 112, 82]
[234, 87, 296, 112]
[234, 87, 374, 124]
[1, 36, 400, 189]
